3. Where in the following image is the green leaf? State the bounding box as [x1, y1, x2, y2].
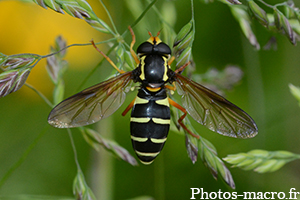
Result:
[173, 20, 193, 47]
[173, 21, 195, 73]
[124, 50, 136, 70]
[224, 149, 300, 173]
[53, 79, 65, 105]
[230, 5, 260, 49]
[218, 0, 241, 5]
[46, 36, 68, 104]
[73, 169, 97, 200]
[274, 8, 284, 30]
[289, 19, 300, 36]
[46, 56, 68, 84]
[0, 68, 31, 98]
[297, 11, 300, 22]
[200, 137, 217, 155]
[202, 147, 218, 178]
[185, 133, 198, 164]
[75, 0, 92, 11]
[46, 36, 68, 85]
[284, 1, 300, 20]
[248, 149, 269, 157]
[32, 0, 112, 34]
[282, 15, 297, 45]
[272, 7, 299, 45]
[289, 83, 300, 106]
[172, 116, 199, 164]
[271, 150, 300, 159]
[248, 0, 269, 27]
[175, 46, 192, 69]
[0, 53, 38, 71]
[53, 35, 67, 57]
[222, 153, 248, 165]
[272, 8, 296, 45]
[241, 158, 264, 170]
[174, 31, 194, 53]
[234, 157, 256, 168]
[115, 43, 125, 70]
[215, 157, 235, 188]
[199, 0, 241, 5]
[199, 137, 235, 189]
[44, 0, 64, 13]
[81, 128, 138, 166]
[254, 159, 285, 173]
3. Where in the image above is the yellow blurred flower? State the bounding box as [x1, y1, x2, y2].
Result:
[0, 0, 106, 97]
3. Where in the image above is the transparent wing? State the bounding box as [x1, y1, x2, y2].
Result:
[48, 72, 133, 128]
[175, 73, 258, 138]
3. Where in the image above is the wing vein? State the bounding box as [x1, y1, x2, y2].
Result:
[175, 73, 258, 138]
[48, 72, 133, 128]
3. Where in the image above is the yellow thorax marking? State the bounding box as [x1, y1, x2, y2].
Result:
[139, 57, 146, 80]
[139, 55, 169, 83]
[162, 56, 169, 81]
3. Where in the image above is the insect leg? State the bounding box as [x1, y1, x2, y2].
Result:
[122, 97, 136, 116]
[168, 56, 175, 66]
[174, 61, 191, 74]
[128, 26, 140, 65]
[165, 83, 176, 91]
[165, 83, 176, 95]
[168, 98, 200, 139]
[91, 40, 125, 74]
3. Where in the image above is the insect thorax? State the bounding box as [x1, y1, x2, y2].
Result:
[136, 41, 172, 88]
[139, 54, 169, 85]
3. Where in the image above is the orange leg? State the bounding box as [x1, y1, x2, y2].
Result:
[165, 83, 176, 93]
[91, 40, 125, 74]
[174, 61, 191, 74]
[168, 56, 175, 66]
[128, 26, 140, 65]
[168, 98, 200, 139]
[122, 97, 136, 116]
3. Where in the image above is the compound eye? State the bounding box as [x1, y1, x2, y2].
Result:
[156, 43, 171, 55]
[137, 42, 153, 54]
[136, 41, 172, 56]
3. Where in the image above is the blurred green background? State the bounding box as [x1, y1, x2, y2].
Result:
[0, 0, 300, 199]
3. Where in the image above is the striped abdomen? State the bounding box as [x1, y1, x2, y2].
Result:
[130, 87, 170, 165]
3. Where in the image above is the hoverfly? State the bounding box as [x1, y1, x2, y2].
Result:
[48, 27, 258, 165]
